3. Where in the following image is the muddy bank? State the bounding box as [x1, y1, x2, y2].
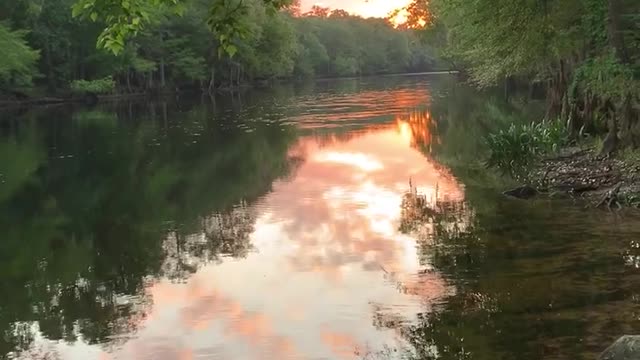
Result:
[509, 147, 640, 208]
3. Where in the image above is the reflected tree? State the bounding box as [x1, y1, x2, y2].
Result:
[0, 95, 299, 357]
[378, 84, 640, 360]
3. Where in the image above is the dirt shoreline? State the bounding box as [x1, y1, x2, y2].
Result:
[521, 146, 640, 208]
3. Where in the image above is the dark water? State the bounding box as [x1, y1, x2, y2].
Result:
[1, 76, 640, 360]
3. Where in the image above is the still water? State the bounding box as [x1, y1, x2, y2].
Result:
[2, 76, 640, 360]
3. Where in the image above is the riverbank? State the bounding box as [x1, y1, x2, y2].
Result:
[516, 145, 640, 208]
[0, 71, 460, 109]
[0, 92, 150, 108]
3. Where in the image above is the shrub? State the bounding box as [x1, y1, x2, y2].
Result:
[70, 76, 115, 94]
[486, 119, 569, 176]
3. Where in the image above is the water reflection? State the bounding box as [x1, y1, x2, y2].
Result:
[3, 76, 640, 360]
[105, 119, 460, 360]
[0, 98, 300, 359]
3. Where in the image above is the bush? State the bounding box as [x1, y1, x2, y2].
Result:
[486, 119, 569, 176]
[70, 76, 115, 94]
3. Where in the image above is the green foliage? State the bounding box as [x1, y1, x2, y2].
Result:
[334, 55, 359, 76]
[71, 0, 186, 55]
[401, 0, 639, 147]
[486, 119, 569, 175]
[618, 146, 640, 164]
[70, 76, 116, 94]
[0, 0, 437, 94]
[573, 51, 638, 100]
[0, 22, 40, 87]
[71, 0, 292, 56]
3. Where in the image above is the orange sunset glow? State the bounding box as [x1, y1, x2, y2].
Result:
[302, 0, 413, 19]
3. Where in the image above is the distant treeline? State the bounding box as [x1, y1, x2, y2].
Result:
[0, 0, 437, 96]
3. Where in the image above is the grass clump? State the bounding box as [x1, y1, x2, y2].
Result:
[70, 76, 115, 94]
[618, 147, 640, 165]
[486, 119, 569, 176]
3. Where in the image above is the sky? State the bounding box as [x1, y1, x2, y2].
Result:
[301, 0, 412, 18]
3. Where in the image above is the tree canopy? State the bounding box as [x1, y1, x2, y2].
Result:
[0, 0, 437, 95]
[0, 22, 39, 88]
[70, 0, 294, 55]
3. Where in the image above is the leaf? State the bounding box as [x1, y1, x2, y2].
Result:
[226, 44, 237, 57]
[90, 12, 98, 21]
[71, 4, 82, 17]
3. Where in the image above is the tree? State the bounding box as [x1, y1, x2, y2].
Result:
[285, 0, 302, 16]
[0, 22, 39, 88]
[71, 0, 295, 55]
[0, 0, 437, 94]
[329, 9, 350, 18]
[304, 5, 330, 18]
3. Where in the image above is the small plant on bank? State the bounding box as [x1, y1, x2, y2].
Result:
[70, 76, 115, 94]
[486, 119, 569, 176]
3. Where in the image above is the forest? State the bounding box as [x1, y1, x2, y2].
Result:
[0, 0, 436, 97]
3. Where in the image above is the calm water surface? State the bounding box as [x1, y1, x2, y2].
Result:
[2, 76, 640, 360]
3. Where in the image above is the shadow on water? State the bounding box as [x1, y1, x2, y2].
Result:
[1, 76, 640, 360]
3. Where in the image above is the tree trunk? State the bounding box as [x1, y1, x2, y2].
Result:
[208, 67, 216, 94]
[605, 0, 634, 149]
[600, 99, 619, 156]
[126, 70, 132, 93]
[160, 57, 166, 88]
[607, 0, 629, 64]
[45, 42, 55, 92]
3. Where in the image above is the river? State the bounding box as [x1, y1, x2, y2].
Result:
[1, 75, 640, 360]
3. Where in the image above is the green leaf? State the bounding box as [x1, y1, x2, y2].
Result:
[71, 4, 82, 17]
[226, 44, 237, 57]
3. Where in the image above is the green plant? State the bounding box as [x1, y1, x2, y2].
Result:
[619, 147, 640, 164]
[70, 76, 115, 94]
[486, 119, 569, 176]
[622, 193, 640, 208]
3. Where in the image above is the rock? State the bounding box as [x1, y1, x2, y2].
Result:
[599, 335, 640, 360]
[503, 186, 538, 199]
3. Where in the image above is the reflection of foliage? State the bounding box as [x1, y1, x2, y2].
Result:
[418, 80, 545, 188]
[387, 83, 640, 358]
[399, 182, 438, 234]
[399, 183, 471, 248]
[203, 202, 256, 259]
[0, 96, 298, 357]
[71, 110, 118, 128]
[162, 202, 257, 279]
[392, 179, 640, 359]
[397, 108, 439, 151]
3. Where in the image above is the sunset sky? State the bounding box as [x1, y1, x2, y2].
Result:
[301, 0, 412, 18]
